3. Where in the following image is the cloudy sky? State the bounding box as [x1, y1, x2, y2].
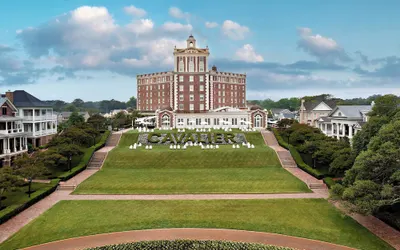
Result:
[0, 0, 399, 102]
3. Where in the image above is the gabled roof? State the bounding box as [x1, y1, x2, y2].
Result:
[0, 97, 18, 111]
[281, 113, 295, 119]
[329, 105, 372, 118]
[12, 90, 51, 108]
[271, 108, 291, 114]
[302, 99, 337, 111]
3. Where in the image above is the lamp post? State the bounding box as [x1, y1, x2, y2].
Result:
[68, 154, 72, 172]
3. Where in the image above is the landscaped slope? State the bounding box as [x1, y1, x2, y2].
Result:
[74, 132, 310, 194]
[1, 199, 392, 250]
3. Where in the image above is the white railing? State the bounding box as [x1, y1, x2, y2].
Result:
[21, 115, 57, 121]
[26, 129, 57, 137]
[0, 128, 24, 135]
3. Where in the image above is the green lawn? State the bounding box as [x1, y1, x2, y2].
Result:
[1, 199, 392, 250]
[74, 132, 310, 194]
[0, 182, 54, 218]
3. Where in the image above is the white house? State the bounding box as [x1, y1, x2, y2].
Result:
[6, 91, 58, 147]
[57, 111, 90, 123]
[316, 104, 373, 140]
[0, 97, 28, 167]
[299, 99, 338, 126]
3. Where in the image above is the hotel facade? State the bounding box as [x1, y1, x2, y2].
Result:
[136, 35, 267, 129]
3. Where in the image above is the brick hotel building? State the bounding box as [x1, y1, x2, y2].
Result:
[136, 35, 266, 129]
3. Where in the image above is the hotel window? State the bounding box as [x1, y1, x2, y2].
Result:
[162, 92, 165, 96]
[189, 75, 194, 82]
[150, 99, 152, 104]
[158, 92, 160, 97]
[223, 91, 225, 96]
[218, 84, 221, 89]
[223, 84, 225, 89]
[150, 85, 152, 90]
[162, 98, 164, 103]
[205, 118, 210, 124]
[232, 118, 237, 125]
[158, 98, 160, 104]
[189, 57, 194, 72]
[150, 92, 152, 97]
[235, 85, 237, 90]
[179, 104, 184, 110]
[199, 75, 204, 82]
[179, 75, 184, 82]
[199, 57, 204, 72]
[146, 86, 148, 90]
[214, 118, 220, 125]
[2, 107, 7, 115]
[222, 98, 225, 103]
[138, 79, 141, 84]
[162, 77, 166, 82]
[200, 104, 204, 110]
[196, 118, 201, 125]
[190, 94, 194, 101]
[179, 85, 184, 91]
[162, 84, 165, 89]
[179, 94, 184, 101]
[231, 85, 233, 90]
[146, 93, 148, 97]
[146, 100, 148, 104]
[190, 85, 194, 91]
[190, 104, 194, 111]
[218, 98, 221, 103]
[218, 91, 221, 96]
[199, 85, 204, 91]
[179, 57, 184, 72]
[200, 94, 204, 101]
[178, 118, 184, 124]
[242, 99, 245, 103]
[218, 76, 221, 81]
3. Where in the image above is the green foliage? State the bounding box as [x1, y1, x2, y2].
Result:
[55, 144, 84, 158]
[0, 179, 59, 225]
[277, 118, 297, 129]
[323, 177, 336, 189]
[87, 240, 295, 250]
[0, 166, 24, 208]
[126, 96, 137, 108]
[13, 154, 49, 180]
[329, 148, 356, 175]
[272, 128, 289, 149]
[352, 116, 389, 155]
[289, 145, 324, 179]
[369, 94, 400, 117]
[87, 114, 107, 130]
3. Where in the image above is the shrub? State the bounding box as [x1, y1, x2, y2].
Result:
[59, 130, 110, 181]
[87, 240, 295, 250]
[272, 128, 289, 149]
[323, 177, 336, 188]
[0, 179, 60, 225]
[289, 145, 324, 179]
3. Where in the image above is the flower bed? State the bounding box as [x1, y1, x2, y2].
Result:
[138, 132, 247, 145]
[86, 240, 294, 250]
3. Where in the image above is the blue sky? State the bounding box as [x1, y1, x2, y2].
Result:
[0, 0, 399, 102]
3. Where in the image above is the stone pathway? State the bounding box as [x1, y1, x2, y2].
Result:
[23, 228, 355, 250]
[261, 130, 326, 189]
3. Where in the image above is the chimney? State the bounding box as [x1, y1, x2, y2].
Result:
[5, 91, 13, 103]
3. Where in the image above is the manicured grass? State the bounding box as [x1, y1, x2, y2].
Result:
[1, 199, 392, 250]
[74, 132, 310, 194]
[0, 182, 54, 218]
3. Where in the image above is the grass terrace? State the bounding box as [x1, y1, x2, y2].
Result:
[1, 199, 392, 250]
[74, 131, 310, 194]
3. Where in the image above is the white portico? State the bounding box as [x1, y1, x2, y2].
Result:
[317, 105, 372, 140]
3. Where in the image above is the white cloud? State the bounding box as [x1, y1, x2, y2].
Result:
[124, 5, 147, 18]
[297, 27, 351, 62]
[168, 7, 190, 19]
[205, 21, 218, 28]
[161, 22, 192, 33]
[70, 6, 116, 33]
[126, 19, 154, 34]
[221, 20, 249, 40]
[235, 44, 264, 62]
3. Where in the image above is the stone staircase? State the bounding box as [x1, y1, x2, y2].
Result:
[57, 182, 76, 190]
[261, 131, 279, 147]
[277, 151, 297, 168]
[86, 152, 107, 170]
[106, 133, 122, 147]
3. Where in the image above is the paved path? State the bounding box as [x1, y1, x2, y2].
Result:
[65, 192, 328, 200]
[332, 201, 400, 249]
[23, 228, 355, 250]
[261, 130, 326, 189]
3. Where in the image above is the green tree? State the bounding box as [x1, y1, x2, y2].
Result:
[0, 166, 24, 208]
[87, 114, 107, 130]
[126, 96, 137, 108]
[72, 98, 85, 109]
[13, 154, 49, 197]
[36, 150, 67, 169]
[329, 148, 356, 175]
[277, 118, 297, 129]
[64, 104, 77, 112]
[68, 111, 85, 126]
[369, 94, 400, 117]
[55, 144, 84, 158]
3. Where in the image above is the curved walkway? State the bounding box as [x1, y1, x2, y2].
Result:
[23, 228, 355, 250]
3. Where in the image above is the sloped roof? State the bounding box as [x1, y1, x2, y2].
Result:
[12, 90, 51, 107]
[271, 108, 291, 114]
[331, 105, 372, 118]
[0, 97, 18, 111]
[281, 113, 295, 119]
[318, 116, 332, 122]
[303, 99, 337, 111]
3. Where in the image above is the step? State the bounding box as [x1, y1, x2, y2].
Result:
[308, 183, 327, 189]
[57, 184, 76, 190]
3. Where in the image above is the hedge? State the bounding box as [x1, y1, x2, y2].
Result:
[87, 240, 294, 250]
[0, 179, 60, 225]
[323, 177, 336, 188]
[272, 128, 324, 179]
[272, 128, 289, 149]
[59, 130, 110, 181]
[289, 145, 324, 179]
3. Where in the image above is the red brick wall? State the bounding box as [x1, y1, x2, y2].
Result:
[177, 74, 207, 112]
[1, 102, 15, 116]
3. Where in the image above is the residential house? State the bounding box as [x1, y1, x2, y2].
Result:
[270, 108, 294, 121]
[4, 91, 58, 147]
[0, 97, 28, 167]
[57, 111, 90, 123]
[299, 99, 338, 126]
[316, 104, 373, 140]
